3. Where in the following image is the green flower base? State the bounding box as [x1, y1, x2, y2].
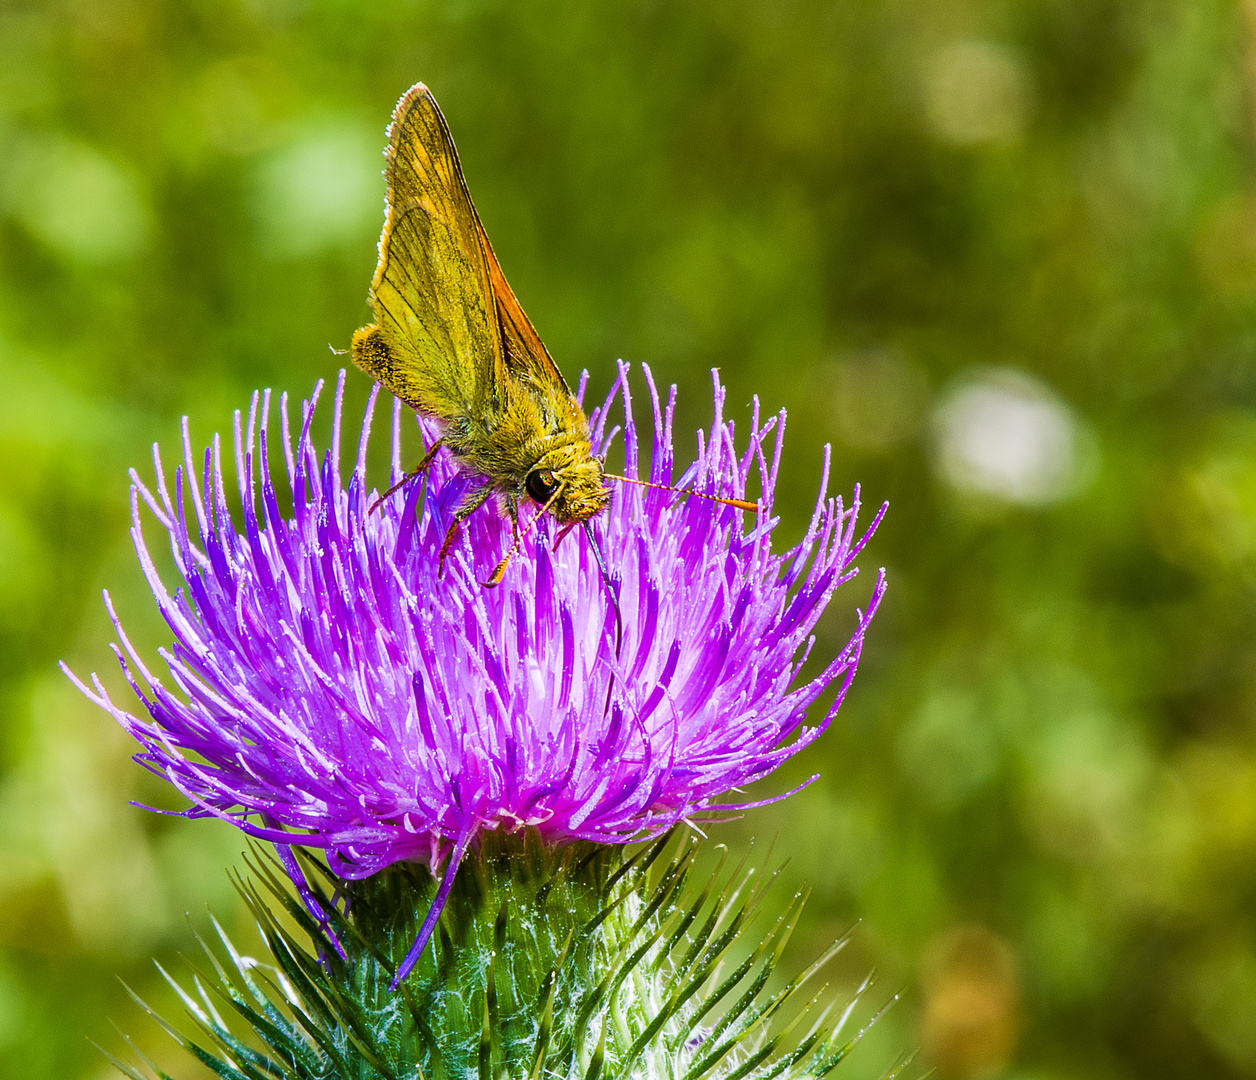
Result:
[108, 833, 897, 1080]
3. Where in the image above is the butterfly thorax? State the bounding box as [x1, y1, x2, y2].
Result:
[452, 378, 610, 525]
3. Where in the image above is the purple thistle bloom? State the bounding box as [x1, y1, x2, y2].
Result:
[66, 363, 884, 981]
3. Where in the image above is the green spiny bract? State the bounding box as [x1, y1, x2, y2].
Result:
[107, 833, 895, 1080]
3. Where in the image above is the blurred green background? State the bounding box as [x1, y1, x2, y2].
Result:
[1, 0, 1253, 1077]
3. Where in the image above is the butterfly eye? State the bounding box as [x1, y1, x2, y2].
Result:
[526, 469, 559, 504]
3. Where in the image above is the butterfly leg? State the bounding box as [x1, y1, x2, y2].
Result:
[480, 497, 521, 588]
[412, 437, 445, 476]
[369, 439, 445, 514]
[437, 482, 493, 577]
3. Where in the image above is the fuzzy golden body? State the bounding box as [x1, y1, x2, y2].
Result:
[350, 83, 610, 578]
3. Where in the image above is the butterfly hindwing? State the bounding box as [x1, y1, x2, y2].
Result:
[475, 221, 572, 396]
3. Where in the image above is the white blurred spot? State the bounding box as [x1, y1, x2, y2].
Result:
[4, 134, 151, 264]
[256, 120, 381, 255]
[933, 369, 1089, 505]
[923, 40, 1031, 146]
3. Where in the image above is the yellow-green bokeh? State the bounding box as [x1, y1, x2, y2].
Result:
[1, 2, 1254, 1078]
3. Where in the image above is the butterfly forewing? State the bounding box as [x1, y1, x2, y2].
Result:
[361, 84, 505, 415]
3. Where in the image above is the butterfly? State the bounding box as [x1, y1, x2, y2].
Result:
[351, 83, 753, 586]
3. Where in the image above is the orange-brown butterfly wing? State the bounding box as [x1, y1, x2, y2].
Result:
[474, 222, 573, 396]
[354, 83, 505, 417]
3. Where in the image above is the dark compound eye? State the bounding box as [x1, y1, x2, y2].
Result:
[526, 469, 559, 504]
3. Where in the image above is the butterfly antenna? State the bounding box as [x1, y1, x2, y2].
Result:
[583, 520, 623, 717]
[604, 472, 757, 512]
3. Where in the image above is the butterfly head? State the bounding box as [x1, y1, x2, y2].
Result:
[525, 451, 610, 525]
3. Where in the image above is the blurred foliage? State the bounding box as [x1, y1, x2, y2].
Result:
[1, 0, 1255, 1078]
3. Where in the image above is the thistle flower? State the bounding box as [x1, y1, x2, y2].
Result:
[66, 362, 884, 982]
